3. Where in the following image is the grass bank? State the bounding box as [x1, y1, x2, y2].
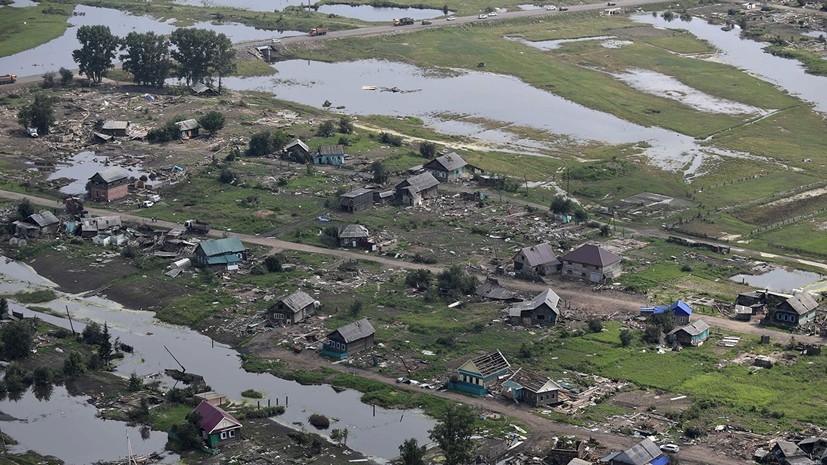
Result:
[0, 4, 72, 58]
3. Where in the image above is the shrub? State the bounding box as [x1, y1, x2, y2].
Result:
[619, 329, 633, 347]
[264, 254, 284, 272]
[32, 366, 53, 387]
[309, 413, 330, 429]
[128, 372, 143, 392]
[241, 389, 264, 398]
[379, 132, 403, 146]
[587, 318, 603, 333]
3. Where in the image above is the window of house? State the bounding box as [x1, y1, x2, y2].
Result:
[229, 430, 236, 438]
[220, 431, 227, 440]
[537, 314, 545, 320]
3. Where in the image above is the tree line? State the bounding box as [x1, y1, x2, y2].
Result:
[71, 25, 236, 91]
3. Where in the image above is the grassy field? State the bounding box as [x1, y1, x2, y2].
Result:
[0, 4, 72, 58]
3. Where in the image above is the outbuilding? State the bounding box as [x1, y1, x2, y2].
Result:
[339, 188, 374, 213]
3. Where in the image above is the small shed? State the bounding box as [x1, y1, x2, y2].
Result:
[322, 318, 375, 359]
[100, 120, 130, 137]
[176, 119, 200, 139]
[190, 82, 218, 96]
[193, 401, 241, 448]
[667, 319, 710, 347]
[339, 188, 374, 213]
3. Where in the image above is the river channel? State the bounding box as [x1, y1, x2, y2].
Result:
[0, 258, 434, 463]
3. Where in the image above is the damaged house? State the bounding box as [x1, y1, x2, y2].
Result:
[194, 237, 245, 270]
[513, 243, 560, 275]
[176, 119, 200, 139]
[394, 172, 439, 206]
[80, 215, 122, 238]
[14, 211, 60, 238]
[602, 438, 668, 465]
[508, 288, 561, 327]
[268, 290, 319, 324]
[339, 188, 374, 213]
[314, 144, 346, 166]
[502, 368, 561, 407]
[449, 350, 511, 396]
[337, 224, 373, 249]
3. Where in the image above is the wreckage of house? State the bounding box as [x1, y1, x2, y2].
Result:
[394, 172, 439, 206]
[508, 288, 561, 327]
[268, 290, 319, 324]
[502, 368, 561, 407]
[514, 242, 560, 275]
[14, 211, 60, 238]
[475, 278, 519, 302]
[80, 215, 122, 238]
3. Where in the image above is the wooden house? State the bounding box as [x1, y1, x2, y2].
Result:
[314, 145, 346, 166]
[88, 167, 130, 202]
[513, 243, 560, 275]
[194, 237, 245, 270]
[501, 368, 561, 407]
[339, 188, 374, 213]
[560, 244, 621, 282]
[508, 288, 561, 327]
[451, 350, 510, 396]
[338, 224, 372, 249]
[176, 119, 200, 139]
[14, 211, 60, 238]
[771, 291, 818, 327]
[604, 438, 667, 465]
[268, 290, 318, 324]
[283, 139, 311, 161]
[667, 319, 710, 347]
[394, 172, 439, 206]
[321, 318, 375, 359]
[100, 120, 130, 137]
[423, 152, 467, 182]
[193, 401, 241, 448]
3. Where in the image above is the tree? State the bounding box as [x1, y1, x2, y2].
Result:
[209, 32, 236, 94]
[399, 438, 426, 465]
[738, 15, 748, 30]
[619, 329, 633, 347]
[429, 403, 475, 465]
[317, 120, 335, 137]
[587, 318, 603, 333]
[170, 28, 213, 86]
[97, 322, 112, 364]
[264, 254, 284, 272]
[643, 325, 663, 344]
[147, 120, 180, 143]
[651, 312, 676, 333]
[41, 72, 56, 89]
[33, 366, 53, 387]
[72, 25, 119, 83]
[600, 224, 612, 237]
[128, 372, 143, 391]
[58, 67, 74, 86]
[63, 350, 86, 376]
[17, 93, 55, 134]
[437, 265, 478, 299]
[550, 195, 574, 215]
[16, 199, 35, 219]
[405, 269, 432, 291]
[120, 31, 170, 87]
[338, 116, 354, 134]
[573, 208, 588, 224]
[371, 160, 389, 184]
[198, 111, 226, 136]
[218, 167, 235, 184]
[0, 298, 7, 318]
[443, 4, 449, 14]
[247, 130, 289, 157]
[419, 141, 438, 159]
[1, 321, 35, 360]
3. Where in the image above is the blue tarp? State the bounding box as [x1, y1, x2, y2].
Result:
[651, 455, 670, 465]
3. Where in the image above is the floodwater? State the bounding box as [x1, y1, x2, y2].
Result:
[633, 14, 827, 113]
[0, 5, 300, 76]
[0, 258, 434, 461]
[222, 59, 756, 175]
[731, 266, 824, 292]
[47, 151, 148, 195]
[614, 69, 769, 115]
[506, 35, 616, 50]
[517, 3, 544, 9]
[0, 384, 176, 465]
[173, 0, 306, 12]
[4, 0, 37, 7]
[314, 4, 444, 22]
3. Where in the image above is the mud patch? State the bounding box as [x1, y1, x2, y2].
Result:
[28, 250, 139, 294]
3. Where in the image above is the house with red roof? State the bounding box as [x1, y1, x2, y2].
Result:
[559, 244, 622, 282]
[193, 400, 242, 448]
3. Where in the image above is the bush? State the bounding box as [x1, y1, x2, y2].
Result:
[405, 269, 432, 290]
[309, 413, 330, 429]
[587, 318, 603, 333]
[128, 372, 143, 392]
[316, 120, 335, 137]
[264, 254, 284, 272]
[241, 389, 264, 398]
[59, 67, 74, 86]
[63, 351, 86, 376]
[218, 167, 235, 184]
[619, 329, 633, 347]
[147, 121, 180, 143]
[378, 132, 403, 146]
[243, 405, 285, 418]
[32, 366, 53, 387]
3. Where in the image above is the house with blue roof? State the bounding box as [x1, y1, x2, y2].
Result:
[194, 237, 246, 270]
[640, 300, 692, 325]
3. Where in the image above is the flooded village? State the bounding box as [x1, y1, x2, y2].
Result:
[1, 0, 827, 464]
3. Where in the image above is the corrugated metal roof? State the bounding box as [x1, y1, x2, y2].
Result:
[516, 243, 558, 267]
[560, 244, 621, 268]
[470, 350, 510, 377]
[197, 237, 245, 257]
[194, 401, 241, 434]
[284, 138, 309, 153]
[330, 318, 375, 343]
[81, 215, 121, 231]
[101, 120, 129, 130]
[783, 292, 819, 315]
[425, 152, 467, 172]
[338, 224, 369, 239]
[319, 144, 345, 155]
[340, 187, 373, 198]
[509, 288, 560, 316]
[506, 368, 560, 394]
[669, 300, 692, 317]
[27, 211, 59, 228]
[176, 119, 200, 131]
[668, 319, 709, 337]
[280, 290, 316, 313]
[91, 167, 130, 183]
[613, 438, 663, 465]
[396, 172, 439, 194]
[475, 278, 517, 300]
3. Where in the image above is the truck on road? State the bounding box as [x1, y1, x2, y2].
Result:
[184, 219, 211, 234]
[393, 17, 415, 26]
[309, 28, 328, 36]
[0, 74, 17, 85]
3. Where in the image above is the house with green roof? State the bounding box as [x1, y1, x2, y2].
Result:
[194, 237, 245, 270]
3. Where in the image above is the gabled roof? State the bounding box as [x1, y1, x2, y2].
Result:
[194, 401, 242, 434]
[668, 319, 710, 337]
[91, 166, 130, 183]
[329, 318, 375, 343]
[509, 288, 561, 317]
[475, 278, 517, 301]
[560, 244, 621, 268]
[176, 119, 200, 131]
[284, 138, 310, 153]
[318, 144, 345, 156]
[279, 290, 316, 313]
[338, 224, 369, 239]
[197, 237, 245, 257]
[612, 438, 663, 465]
[462, 350, 510, 378]
[340, 187, 373, 198]
[669, 300, 692, 317]
[101, 120, 129, 130]
[190, 82, 215, 94]
[506, 368, 560, 394]
[424, 152, 467, 172]
[26, 211, 59, 228]
[516, 243, 558, 267]
[396, 172, 440, 194]
[780, 292, 819, 315]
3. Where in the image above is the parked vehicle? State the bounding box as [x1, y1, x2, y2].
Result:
[421, 19, 432, 25]
[393, 17, 415, 26]
[545, 4, 557, 9]
[446, 16, 456, 20]
[478, 14, 488, 18]
[147, 194, 161, 203]
[309, 28, 328, 36]
[607, 2, 617, 5]
[660, 444, 680, 453]
[184, 219, 211, 234]
[488, 11, 498, 16]
[26, 127, 38, 138]
[0, 74, 17, 85]
[559, 6, 569, 10]
[141, 200, 155, 208]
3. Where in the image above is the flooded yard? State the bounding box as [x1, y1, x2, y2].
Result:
[731, 266, 824, 292]
[47, 151, 150, 195]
